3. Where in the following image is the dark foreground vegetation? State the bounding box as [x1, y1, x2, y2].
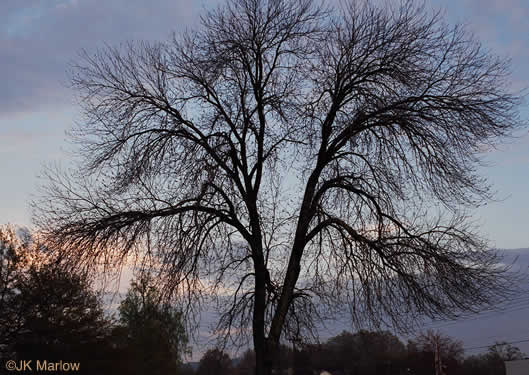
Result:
[0, 226, 188, 375]
[1, 226, 525, 375]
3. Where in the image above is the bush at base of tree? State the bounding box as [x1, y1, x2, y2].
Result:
[197, 348, 233, 375]
[112, 275, 190, 375]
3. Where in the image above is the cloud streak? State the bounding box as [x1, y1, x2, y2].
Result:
[2, 0, 527, 117]
[1, 0, 203, 115]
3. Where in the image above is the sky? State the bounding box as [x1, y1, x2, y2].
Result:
[1, 0, 529, 360]
[1, 0, 528, 249]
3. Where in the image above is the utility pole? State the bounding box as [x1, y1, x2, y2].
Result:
[434, 340, 445, 375]
[434, 340, 440, 375]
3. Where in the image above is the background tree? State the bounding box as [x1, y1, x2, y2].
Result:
[461, 354, 489, 375]
[114, 275, 190, 375]
[0, 226, 30, 356]
[487, 341, 525, 362]
[0, 226, 112, 368]
[234, 349, 256, 375]
[414, 329, 465, 361]
[11, 264, 110, 361]
[461, 342, 526, 375]
[34, 0, 525, 373]
[479, 341, 526, 375]
[408, 329, 464, 375]
[177, 363, 198, 375]
[197, 348, 233, 375]
[306, 330, 406, 375]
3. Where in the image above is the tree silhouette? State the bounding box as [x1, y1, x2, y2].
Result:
[483, 341, 526, 375]
[461, 342, 526, 375]
[0, 226, 110, 364]
[234, 349, 256, 375]
[197, 348, 233, 375]
[487, 341, 525, 361]
[113, 275, 190, 375]
[34, 0, 525, 373]
[409, 329, 465, 375]
[11, 264, 110, 361]
[0, 226, 30, 355]
[414, 329, 464, 362]
[307, 330, 406, 374]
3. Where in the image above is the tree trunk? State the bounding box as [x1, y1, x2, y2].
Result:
[253, 337, 278, 375]
[252, 239, 269, 375]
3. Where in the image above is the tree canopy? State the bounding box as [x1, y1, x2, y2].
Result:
[116, 274, 190, 374]
[34, 0, 525, 373]
[197, 348, 233, 375]
[0, 226, 110, 363]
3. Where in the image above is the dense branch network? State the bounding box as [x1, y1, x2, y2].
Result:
[34, 0, 524, 373]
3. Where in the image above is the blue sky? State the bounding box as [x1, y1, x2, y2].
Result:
[1, 0, 529, 360]
[1, 0, 528, 250]
[1, 0, 528, 249]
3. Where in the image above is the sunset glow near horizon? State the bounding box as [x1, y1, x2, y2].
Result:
[1, 0, 528, 247]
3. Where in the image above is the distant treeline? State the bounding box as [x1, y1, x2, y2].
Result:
[185, 329, 525, 375]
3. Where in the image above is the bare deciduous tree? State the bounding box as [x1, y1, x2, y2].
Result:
[33, 0, 525, 374]
[414, 329, 465, 363]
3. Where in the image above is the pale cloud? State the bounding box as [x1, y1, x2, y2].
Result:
[0, 0, 202, 116]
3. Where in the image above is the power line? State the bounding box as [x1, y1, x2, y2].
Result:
[417, 294, 529, 330]
[464, 328, 529, 347]
[464, 338, 529, 351]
